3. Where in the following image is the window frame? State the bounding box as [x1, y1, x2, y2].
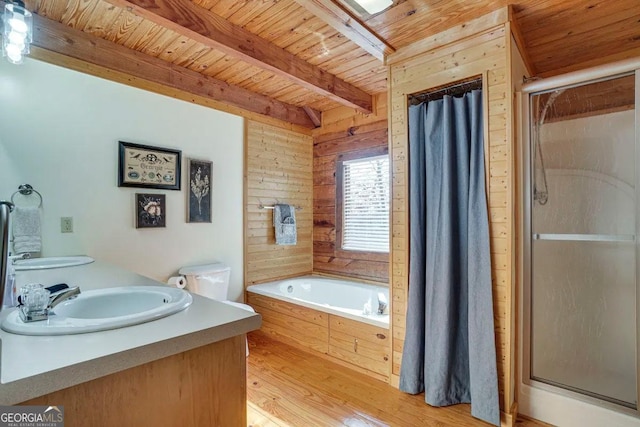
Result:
[335, 146, 390, 261]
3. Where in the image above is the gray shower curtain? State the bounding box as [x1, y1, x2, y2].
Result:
[399, 89, 500, 426]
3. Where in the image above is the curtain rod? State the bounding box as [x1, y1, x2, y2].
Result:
[408, 78, 482, 105]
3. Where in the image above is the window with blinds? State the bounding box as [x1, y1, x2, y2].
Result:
[341, 154, 390, 253]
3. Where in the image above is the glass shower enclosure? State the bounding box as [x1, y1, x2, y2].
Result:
[524, 69, 639, 412]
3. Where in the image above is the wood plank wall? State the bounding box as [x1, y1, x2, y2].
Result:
[312, 94, 390, 283]
[388, 9, 516, 419]
[244, 120, 314, 285]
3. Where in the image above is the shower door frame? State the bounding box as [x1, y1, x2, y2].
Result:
[519, 58, 640, 421]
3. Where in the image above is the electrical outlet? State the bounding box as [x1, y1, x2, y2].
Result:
[61, 217, 73, 233]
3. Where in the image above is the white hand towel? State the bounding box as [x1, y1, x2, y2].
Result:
[12, 206, 42, 254]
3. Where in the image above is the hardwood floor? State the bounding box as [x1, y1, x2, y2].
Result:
[246, 331, 550, 427]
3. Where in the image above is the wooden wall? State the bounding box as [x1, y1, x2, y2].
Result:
[312, 94, 390, 283]
[387, 7, 518, 422]
[244, 120, 314, 285]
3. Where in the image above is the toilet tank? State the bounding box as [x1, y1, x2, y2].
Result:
[178, 262, 230, 301]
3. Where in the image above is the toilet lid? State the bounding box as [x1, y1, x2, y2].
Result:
[178, 262, 230, 275]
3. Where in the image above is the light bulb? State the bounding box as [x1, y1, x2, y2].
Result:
[6, 52, 23, 64]
[8, 31, 26, 48]
[12, 41, 25, 52]
[4, 43, 22, 64]
[2, 3, 32, 64]
[8, 14, 27, 34]
[4, 43, 22, 55]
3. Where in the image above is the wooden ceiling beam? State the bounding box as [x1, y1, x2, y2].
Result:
[293, 0, 395, 62]
[303, 106, 322, 128]
[23, 8, 315, 128]
[103, 0, 373, 113]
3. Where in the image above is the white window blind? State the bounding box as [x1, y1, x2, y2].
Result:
[342, 154, 390, 253]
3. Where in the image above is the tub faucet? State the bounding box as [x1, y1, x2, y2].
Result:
[0, 201, 14, 310]
[9, 253, 30, 263]
[377, 292, 388, 315]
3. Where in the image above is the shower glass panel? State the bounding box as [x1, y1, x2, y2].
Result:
[530, 74, 637, 408]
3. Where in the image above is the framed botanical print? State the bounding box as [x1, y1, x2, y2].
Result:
[119, 141, 181, 190]
[187, 159, 212, 223]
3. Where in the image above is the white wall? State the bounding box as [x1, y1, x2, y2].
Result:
[0, 135, 23, 198]
[0, 58, 246, 301]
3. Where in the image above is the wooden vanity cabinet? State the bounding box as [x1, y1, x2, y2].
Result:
[21, 335, 247, 427]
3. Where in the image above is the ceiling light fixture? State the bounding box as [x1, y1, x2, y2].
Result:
[2, 0, 32, 65]
[352, 0, 393, 15]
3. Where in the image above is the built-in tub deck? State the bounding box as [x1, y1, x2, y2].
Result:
[247, 275, 391, 381]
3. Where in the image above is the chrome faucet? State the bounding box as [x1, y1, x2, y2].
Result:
[48, 286, 81, 310]
[0, 201, 14, 310]
[19, 285, 81, 322]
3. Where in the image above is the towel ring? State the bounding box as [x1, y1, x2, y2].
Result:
[10, 184, 43, 208]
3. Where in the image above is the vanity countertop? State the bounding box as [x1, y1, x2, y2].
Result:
[0, 260, 261, 405]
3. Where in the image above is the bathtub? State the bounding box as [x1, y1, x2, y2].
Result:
[247, 275, 389, 329]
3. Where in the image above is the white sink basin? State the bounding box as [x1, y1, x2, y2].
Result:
[1, 286, 193, 335]
[13, 256, 95, 271]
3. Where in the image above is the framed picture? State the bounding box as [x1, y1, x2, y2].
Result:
[187, 159, 212, 223]
[118, 141, 181, 190]
[136, 193, 166, 228]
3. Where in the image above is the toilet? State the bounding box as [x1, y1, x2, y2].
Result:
[178, 262, 255, 355]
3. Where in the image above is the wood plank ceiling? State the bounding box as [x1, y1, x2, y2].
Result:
[23, 0, 640, 126]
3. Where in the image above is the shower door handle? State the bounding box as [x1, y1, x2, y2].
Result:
[533, 233, 635, 243]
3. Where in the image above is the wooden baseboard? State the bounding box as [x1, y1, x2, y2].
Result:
[389, 373, 400, 388]
[501, 401, 519, 427]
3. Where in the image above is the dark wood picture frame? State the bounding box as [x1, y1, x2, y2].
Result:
[118, 141, 182, 190]
[135, 193, 166, 228]
[187, 159, 213, 223]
